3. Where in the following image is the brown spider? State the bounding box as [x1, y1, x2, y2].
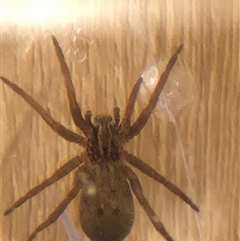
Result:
[1, 36, 199, 241]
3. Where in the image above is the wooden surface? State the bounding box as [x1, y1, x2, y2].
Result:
[1, 1, 239, 241]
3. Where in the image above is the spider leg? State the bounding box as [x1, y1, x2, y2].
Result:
[128, 45, 183, 138]
[4, 155, 83, 215]
[52, 36, 90, 135]
[121, 78, 143, 132]
[125, 152, 199, 212]
[121, 165, 175, 241]
[1, 76, 84, 144]
[27, 181, 82, 241]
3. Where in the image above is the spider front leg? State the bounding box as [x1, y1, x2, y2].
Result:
[4, 155, 84, 216]
[120, 165, 175, 241]
[52, 36, 90, 135]
[0, 76, 84, 144]
[121, 45, 183, 139]
[121, 78, 143, 132]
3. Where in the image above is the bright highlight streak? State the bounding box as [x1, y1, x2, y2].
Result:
[1, 0, 76, 25]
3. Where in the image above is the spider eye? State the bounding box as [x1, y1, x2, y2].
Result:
[94, 115, 113, 125]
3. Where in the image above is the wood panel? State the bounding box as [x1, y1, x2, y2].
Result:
[1, 1, 239, 241]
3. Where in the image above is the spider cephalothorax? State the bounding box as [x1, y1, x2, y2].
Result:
[87, 114, 124, 162]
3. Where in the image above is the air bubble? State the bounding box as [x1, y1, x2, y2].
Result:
[140, 61, 197, 121]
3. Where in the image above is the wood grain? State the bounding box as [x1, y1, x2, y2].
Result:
[1, 1, 239, 241]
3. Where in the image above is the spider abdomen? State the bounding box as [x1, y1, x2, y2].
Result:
[77, 163, 134, 241]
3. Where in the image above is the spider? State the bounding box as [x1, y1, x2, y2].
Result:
[1, 36, 199, 241]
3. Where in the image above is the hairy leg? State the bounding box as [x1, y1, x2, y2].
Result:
[52, 36, 90, 135]
[121, 78, 143, 132]
[128, 45, 183, 138]
[125, 152, 199, 212]
[4, 155, 84, 215]
[27, 181, 82, 241]
[121, 165, 175, 241]
[1, 76, 84, 144]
